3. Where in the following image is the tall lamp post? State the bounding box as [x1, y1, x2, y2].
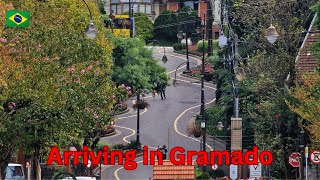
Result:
[173, 14, 207, 172]
[196, 13, 208, 172]
[177, 31, 191, 73]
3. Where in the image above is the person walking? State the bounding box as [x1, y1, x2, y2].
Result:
[159, 82, 166, 100]
[161, 145, 168, 160]
[152, 82, 157, 99]
[157, 145, 162, 160]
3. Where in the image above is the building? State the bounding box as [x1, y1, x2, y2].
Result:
[293, 13, 319, 82]
[103, 0, 220, 36]
[153, 160, 195, 180]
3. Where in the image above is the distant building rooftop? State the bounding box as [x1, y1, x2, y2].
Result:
[153, 160, 195, 180]
[294, 14, 319, 82]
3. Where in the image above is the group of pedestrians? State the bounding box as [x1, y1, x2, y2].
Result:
[157, 145, 168, 160]
[152, 82, 167, 100]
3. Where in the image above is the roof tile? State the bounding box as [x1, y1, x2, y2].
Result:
[295, 20, 319, 82]
[153, 160, 195, 180]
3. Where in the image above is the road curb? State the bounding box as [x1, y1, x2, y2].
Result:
[101, 131, 117, 137]
[113, 108, 130, 115]
[173, 50, 202, 59]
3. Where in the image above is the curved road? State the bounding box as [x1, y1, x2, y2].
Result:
[100, 47, 217, 180]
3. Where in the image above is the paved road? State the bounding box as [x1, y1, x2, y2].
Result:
[99, 47, 220, 180]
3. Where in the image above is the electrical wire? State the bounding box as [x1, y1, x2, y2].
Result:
[153, 16, 214, 30]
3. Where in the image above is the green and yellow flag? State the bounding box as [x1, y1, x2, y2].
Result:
[6, 10, 30, 28]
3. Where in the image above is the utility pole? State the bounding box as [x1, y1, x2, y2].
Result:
[201, 12, 206, 172]
[206, 0, 213, 56]
[129, 0, 133, 38]
[136, 92, 140, 148]
[300, 130, 305, 179]
[186, 27, 190, 72]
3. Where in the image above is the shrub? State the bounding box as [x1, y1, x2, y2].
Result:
[186, 125, 203, 138]
[132, 99, 150, 110]
[100, 125, 115, 136]
[173, 43, 186, 51]
[114, 103, 128, 112]
[196, 40, 208, 52]
[113, 143, 126, 150]
[195, 171, 210, 179]
[96, 141, 113, 152]
[125, 139, 141, 150]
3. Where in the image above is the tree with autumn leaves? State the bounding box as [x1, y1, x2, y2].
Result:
[207, 0, 318, 178]
[287, 73, 320, 149]
[0, 0, 115, 178]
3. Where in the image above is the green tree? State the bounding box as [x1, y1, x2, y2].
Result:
[0, 0, 114, 178]
[153, 7, 200, 41]
[287, 73, 320, 149]
[121, 12, 153, 40]
[209, 0, 317, 178]
[133, 13, 153, 40]
[111, 37, 168, 92]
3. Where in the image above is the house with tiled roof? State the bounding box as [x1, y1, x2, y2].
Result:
[291, 13, 319, 82]
[153, 160, 195, 180]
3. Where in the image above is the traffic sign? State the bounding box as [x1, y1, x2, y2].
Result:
[230, 164, 237, 180]
[250, 162, 262, 178]
[289, 152, 301, 167]
[212, 164, 218, 170]
[310, 150, 320, 164]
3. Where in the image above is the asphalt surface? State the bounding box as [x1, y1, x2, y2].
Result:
[99, 47, 222, 180]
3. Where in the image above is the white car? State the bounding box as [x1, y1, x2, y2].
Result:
[61, 176, 97, 180]
[5, 163, 25, 180]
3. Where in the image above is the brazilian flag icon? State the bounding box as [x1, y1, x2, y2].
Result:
[6, 10, 30, 28]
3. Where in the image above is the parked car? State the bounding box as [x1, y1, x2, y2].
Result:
[5, 163, 25, 180]
[61, 177, 97, 180]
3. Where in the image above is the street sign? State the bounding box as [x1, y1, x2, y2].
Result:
[212, 164, 218, 170]
[289, 152, 301, 167]
[230, 164, 237, 180]
[249, 162, 262, 178]
[310, 150, 320, 164]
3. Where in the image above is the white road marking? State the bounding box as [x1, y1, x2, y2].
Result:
[117, 108, 147, 120]
[173, 98, 216, 151]
[112, 50, 216, 180]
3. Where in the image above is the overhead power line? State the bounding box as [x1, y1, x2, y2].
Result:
[153, 16, 214, 30]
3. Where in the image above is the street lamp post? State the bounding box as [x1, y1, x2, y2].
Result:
[177, 30, 190, 73]
[136, 92, 140, 148]
[82, 0, 97, 39]
[146, 39, 168, 63]
[200, 13, 207, 172]
[172, 61, 198, 87]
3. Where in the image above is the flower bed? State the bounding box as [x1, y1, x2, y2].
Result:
[100, 125, 116, 137]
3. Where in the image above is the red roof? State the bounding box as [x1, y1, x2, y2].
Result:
[153, 160, 195, 180]
[294, 14, 319, 81]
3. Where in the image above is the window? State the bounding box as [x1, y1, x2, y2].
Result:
[111, 0, 119, 3]
[132, 4, 139, 13]
[146, 4, 152, 14]
[121, 0, 129, 2]
[143, 0, 151, 2]
[117, 5, 122, 14]
[111, 5, 117, 14]
[123, 4, 129, 13]
[140, 4, 146, 13]
[184, 1, 194, 9]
